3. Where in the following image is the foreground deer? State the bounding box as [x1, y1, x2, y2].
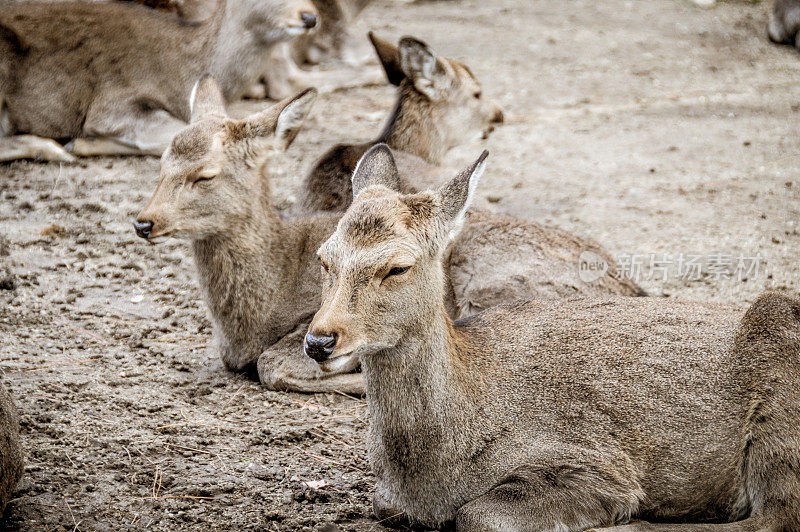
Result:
[306, 144, 800, 530]
[0, 381, 23, 517]
[135, 76, 642, 393]
[768, 0, 800, 48]
[298, 33, 504, 212]
[0, 0, 317, 162]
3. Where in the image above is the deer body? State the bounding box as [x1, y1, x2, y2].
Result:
[0, 0, 317, 161]
[309, 145, 800, 529]
[298, 34, 504, 212]
[0, 380, 23, 517]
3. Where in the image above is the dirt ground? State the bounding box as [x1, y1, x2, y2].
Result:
[1, 0, 799, 530]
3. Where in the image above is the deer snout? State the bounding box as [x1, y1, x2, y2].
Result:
[133, 220, 154, 240]
[304, 332, 337, 362]
[300, 11, 317, 29]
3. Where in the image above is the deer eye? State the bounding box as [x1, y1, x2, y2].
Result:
[383, 266, 410, 281]
[473, 91, 482, 99]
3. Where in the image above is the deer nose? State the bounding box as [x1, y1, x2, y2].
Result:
[133, 220, 153, 239]
[300, 11, 317, 29]
[304, 332, 337, 362]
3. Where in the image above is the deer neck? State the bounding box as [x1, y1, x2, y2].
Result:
[362, 308, 482, 469]
[191, 187, 287, 361]
[376, 81, 449, 165]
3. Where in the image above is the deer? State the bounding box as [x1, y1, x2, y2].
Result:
[305, 143, 800, 531]
[134, 76, 643, 394]
[768, 0, 800, 48]
[0, 381, 23, 517]
[297, 33, 505, 212]
[0, 0, 318, 163]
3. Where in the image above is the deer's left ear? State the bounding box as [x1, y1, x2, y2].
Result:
[398, 36, 448, 100]
[243, 88, 317, 150]
[275, 88, 317, 150]
[190, 73, 227, 123]
[436, 151, 488, 236]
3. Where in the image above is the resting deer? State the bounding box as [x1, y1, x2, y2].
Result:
[134, 76, 642, 394]
[0, 0, 317, 162]
[253, 0, 383, 100]
[768, 0, 800, 48]
[298, 33, 504, 212]
[306, 144, 800, 530]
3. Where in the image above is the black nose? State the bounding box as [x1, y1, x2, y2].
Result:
[300, 11, 317, 29]
[133, 220, 153, 239]
[304, 333, 336, 362]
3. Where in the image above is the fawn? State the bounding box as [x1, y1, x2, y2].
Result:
[297, 33, 504, 212]
[0, 0, 317, 162]
[307, 144, 800, 530]
[135, 76, 642, 394]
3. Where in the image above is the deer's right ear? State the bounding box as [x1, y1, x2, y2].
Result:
[368, 32, 405, 86]
[351, 144, 402, 199]
[436, 151, 488, 236]
[190, 73, 226, 123]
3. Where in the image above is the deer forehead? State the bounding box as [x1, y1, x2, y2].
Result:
[164, 124, 227, 175]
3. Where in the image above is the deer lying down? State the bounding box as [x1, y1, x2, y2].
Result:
[768, 0, 800, 48]
[0, 0, 317, 162]
[0, 381, 23, 517]
[134, 76, 642, 394]
[306, 145, 800, 531]
[252, 0, 384, 100]
[298, 33, 504, 212]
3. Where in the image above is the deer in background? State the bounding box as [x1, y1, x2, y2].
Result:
[134, 76, 642, 394]
[0, 0, 317, 162]
[298, 33, 504, 212]
[306, 144, 800, 531]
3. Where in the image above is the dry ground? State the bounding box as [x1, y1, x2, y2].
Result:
[1, 0, 799, 530]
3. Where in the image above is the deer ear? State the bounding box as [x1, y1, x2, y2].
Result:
[351, 144, 402, 199]
[243, 88, 317, 150]
[190, 73, 227, 123]
[437, 151, 488, 235]
[368, 32, 405, 86]
[398, 37, 446, 99]
[275, 88, 317, 150]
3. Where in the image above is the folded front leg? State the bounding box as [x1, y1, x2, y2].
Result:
[257, 326, 364, 394]
[455, 455, 643, 532]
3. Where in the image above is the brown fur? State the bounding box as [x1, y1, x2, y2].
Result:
[0, 380, 23, 517]
[297, 34, 504, 212]
[309, 150, 800, 530]
[0, 0, 316, 160]
[136, 80, 641, 394]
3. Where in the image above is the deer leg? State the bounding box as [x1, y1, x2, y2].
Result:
[256, 326, 364, 395]
[67, 100, 187, 157]
[454, 455, 643, 532]
[0, 135, 76, 163]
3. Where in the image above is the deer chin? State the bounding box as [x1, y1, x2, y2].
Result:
[318, 353, 360, 374]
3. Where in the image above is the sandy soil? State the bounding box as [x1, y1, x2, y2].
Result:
[1, 0, 799, 530]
